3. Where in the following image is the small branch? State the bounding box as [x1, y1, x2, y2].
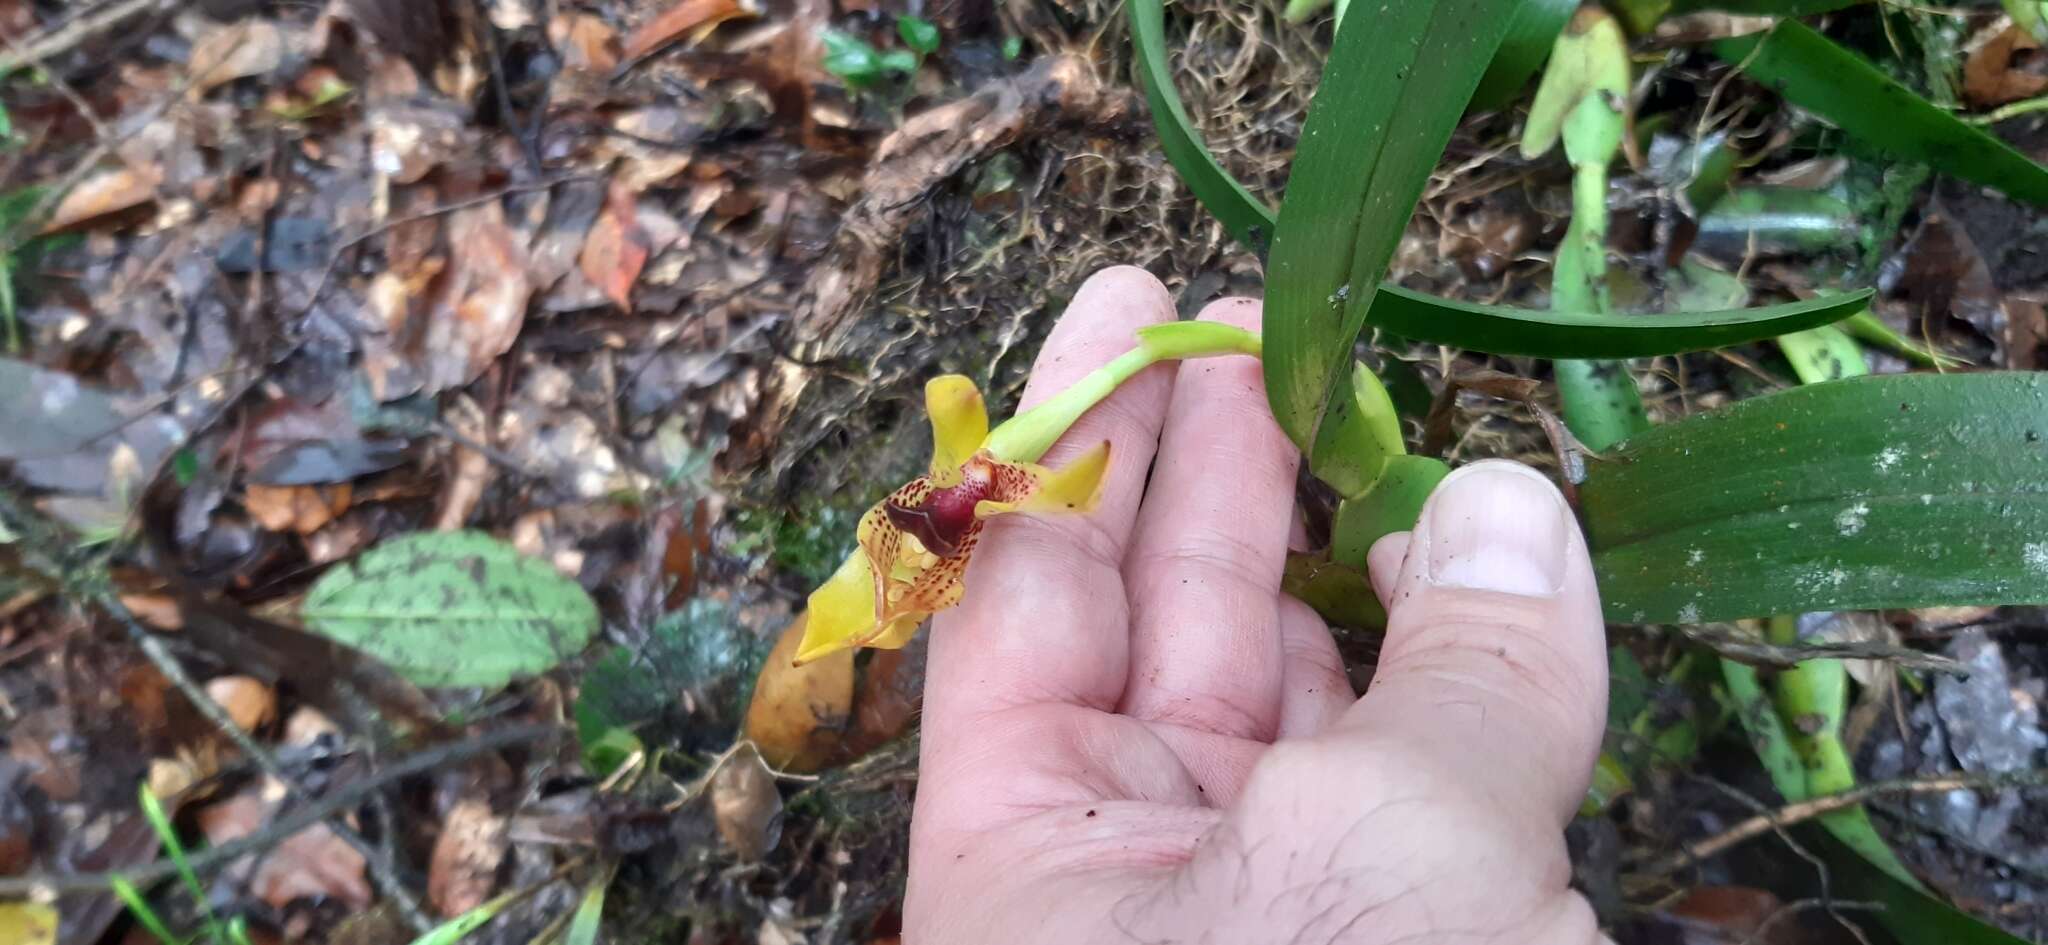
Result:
[0, 723, 560, 898]
[1669, 622, 1963, 674]
[0, 0, 172, 76]
[97, 590, 438, 934]
[1644, 767, 2048, 876]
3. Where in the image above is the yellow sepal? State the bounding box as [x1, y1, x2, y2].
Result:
[794, 552, 880, 665]
[924, 375, 988, 488]
[975, 442, 1111, 517]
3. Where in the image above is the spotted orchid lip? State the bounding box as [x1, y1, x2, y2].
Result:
[882, 471, 991, 559]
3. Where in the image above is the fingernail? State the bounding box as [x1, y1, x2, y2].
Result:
[1421, 461, 1571, 596]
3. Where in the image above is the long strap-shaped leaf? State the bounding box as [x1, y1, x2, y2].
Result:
[1585, 372, 2048, 623]
[1715, 20, 2048, 205]
[1126, 0, 1867, 399]
[1375, 285, 1870, 357]
[1263, 0, 1523, 450]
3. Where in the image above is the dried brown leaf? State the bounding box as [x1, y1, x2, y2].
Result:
[196, 789, 373, 910]
[427, 798, 507, 917]
[579, 182, 651, 311]
[42, 166, 157, 233]
[1965, 24, 2048, 108]
[549, 12, 621, 73]
[743, 612, 854, 773]
[622, 0, 753, 61]
[246, 483, 354, 534]
[203, 675, 278, 732]
[710, 743, 782, 860]
[189, 20, 287, 94]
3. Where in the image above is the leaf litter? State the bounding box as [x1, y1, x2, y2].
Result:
[2, 0, 2048, 941]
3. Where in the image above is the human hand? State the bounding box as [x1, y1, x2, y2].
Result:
[905, 268, 1611, 944]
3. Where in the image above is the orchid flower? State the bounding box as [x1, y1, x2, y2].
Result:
[793, 321, 1262, 665]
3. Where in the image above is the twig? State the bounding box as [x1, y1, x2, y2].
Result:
[0, 0, 172, 76]
[0, 22, 210, 262]
[292, 175, 596, 324]
[1669, 622, 1963, 675]
[94, 590, 438, 935]
[0, 723, 559, 897]
[1644, 768, 2048, 876]
[1740, 898, 1884, 945]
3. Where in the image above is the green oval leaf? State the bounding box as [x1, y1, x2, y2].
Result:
[1714, 21, 2048, 205]
[1585, 372, 2048, 624]
[1373, 285, 1871, 357]
[303, 530, 599, 688]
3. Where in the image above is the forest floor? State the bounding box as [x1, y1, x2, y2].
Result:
[2, 0, 2047, 943]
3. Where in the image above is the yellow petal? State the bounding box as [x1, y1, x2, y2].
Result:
[867, 615, 924, 650]
[975, 442, 1111, 517]
[794, 552, 881, 665]
[925, 375, 988, 487]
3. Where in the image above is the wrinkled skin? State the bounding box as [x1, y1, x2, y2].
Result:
[906, 268, 1613, 945]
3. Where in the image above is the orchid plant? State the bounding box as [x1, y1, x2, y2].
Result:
[792, 321, 1262, 665]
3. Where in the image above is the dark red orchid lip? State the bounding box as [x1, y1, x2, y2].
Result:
[884, 477, 989, 559]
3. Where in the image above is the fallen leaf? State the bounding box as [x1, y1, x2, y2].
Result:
[189, 20, 288, 93]
[120, 593, 185, 630]
[853, 646, 922, 745]
[203, 675, 278, 732]
[622, 0, 753, 61]
[742, 611, 854, 773]
[549, 12, 621, 73]
[246, 483, 354, 534]
[710, 742, 782, 860]
[238, 395, 408, 486]
[41, 166, 157, 233]
[1655, 885, 1797, 945]
[421, 201, 534, 393]
[580, 182, 652, 311]
[0, 902, 57, 945]
[196, 789, 373, 910]
[1965, 23, 2048, 108]
[427, 797, 507, 917]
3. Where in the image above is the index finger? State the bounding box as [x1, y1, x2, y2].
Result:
[922, 266, 1174, 726]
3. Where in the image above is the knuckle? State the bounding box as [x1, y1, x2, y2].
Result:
[1381, 608, 1602, 733]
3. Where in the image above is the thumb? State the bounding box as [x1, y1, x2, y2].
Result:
[1350, 460, 1608, 823]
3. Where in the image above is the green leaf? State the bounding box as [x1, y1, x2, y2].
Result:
[1127, 0, 1276, 250]
[821, 29, 886, 87]
[303, 530, 600, 689]
[1380, 284, 1871, 359]
[1714, 21, 2048, 205]
[1002, 35, 1023, 60]
[1776, 323, 1866, 384]
[896, 15, 940, 55]
[1674, 0, 1865, 12]
[1697, 186, 1859, 257]
[1331, 455, 1449, 563]
[1585, 372, 2048, 624]
[1814, 830, 2033, 944]
[564, 865, 614, 945]
[404, 887, 525, 945]
[0, 101, 11, 141]
[1471, 0, 1578, 110]
[1265, 0, 1523, 453]
[878, 49, 918, 74]
[1310, 362, 1407, 500]
[1283, 552, 1386, 630]
[2011, 0, 2048, 42]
